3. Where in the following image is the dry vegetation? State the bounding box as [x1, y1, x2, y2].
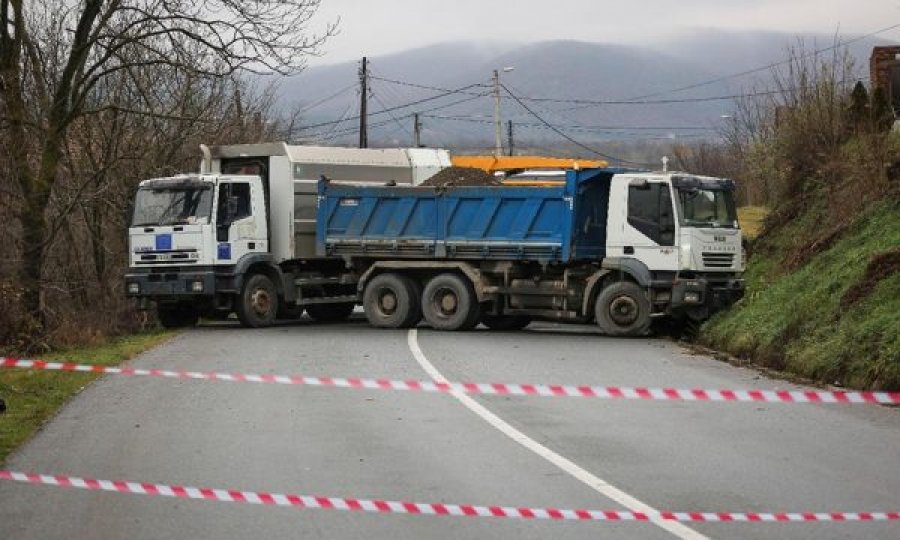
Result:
[0, 1, 334, 353]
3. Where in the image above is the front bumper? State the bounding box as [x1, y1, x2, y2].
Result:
[671, 277, 745, 311]
[125, 267, 218, 299]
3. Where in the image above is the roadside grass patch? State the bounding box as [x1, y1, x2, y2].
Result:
[0, 331, 174, 463]
[702, 202, 900, 390]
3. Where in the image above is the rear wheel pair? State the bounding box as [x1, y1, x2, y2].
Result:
[363, 272, 481, 331]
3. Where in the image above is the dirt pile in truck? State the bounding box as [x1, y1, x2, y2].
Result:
[421, 167, 500, 187]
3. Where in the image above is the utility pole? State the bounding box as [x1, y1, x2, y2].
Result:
[493, 69, 502, 156]
[507, 120, 514, 156]
[359, 56, 368, 148]
[413, 113, 422, 147]
[492, 67, 514, 156]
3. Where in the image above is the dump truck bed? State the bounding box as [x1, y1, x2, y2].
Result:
[316, 168, 623, 264]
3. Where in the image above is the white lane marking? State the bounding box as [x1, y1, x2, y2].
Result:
[407, 329, 709, 540]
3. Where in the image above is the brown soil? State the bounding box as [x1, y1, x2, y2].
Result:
[840, 248, 900, 308]
[420, 166, 500, 187]
[781, 223, 848, 272]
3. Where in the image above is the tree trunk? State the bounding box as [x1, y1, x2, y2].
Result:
[19, 134, 63, 319]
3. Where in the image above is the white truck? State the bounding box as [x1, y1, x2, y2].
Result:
[125, 143, 745, 334]
[126, 142, 450, 327]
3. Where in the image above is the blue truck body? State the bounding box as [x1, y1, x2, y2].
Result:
[317, 168, 628, 263]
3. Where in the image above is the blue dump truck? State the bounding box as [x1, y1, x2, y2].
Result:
[126, 142, 743, 335]
[318, 167, 745, 336]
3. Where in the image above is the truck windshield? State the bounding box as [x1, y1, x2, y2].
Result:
[677, 188, 738, 228]
[131, 186, 213, 227]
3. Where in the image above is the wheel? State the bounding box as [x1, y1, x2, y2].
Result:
[156, 303, 198, 328]
[236, 273, 278, 328]
[421, 273, 480, 331]
[402, 276, 423, 327]
[363, 273, 420, 328]
[306, 302, 355, 323]
[481, 314, 532, 331]
[594, 281, 651, 337]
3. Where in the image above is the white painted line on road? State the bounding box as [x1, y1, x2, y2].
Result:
[406, 329, 710, 540]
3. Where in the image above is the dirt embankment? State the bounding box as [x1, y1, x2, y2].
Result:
[840, 248, 900, 308]
[420, 167, 500, 187]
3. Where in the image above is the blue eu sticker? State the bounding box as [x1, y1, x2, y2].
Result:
[155, 234, 172, 251]
[217, 243, 232, 260]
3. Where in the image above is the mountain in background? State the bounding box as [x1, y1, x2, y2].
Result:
[277, 30, 895, 153]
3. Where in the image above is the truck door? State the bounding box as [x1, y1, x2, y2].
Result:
[214, 179, 268, 264]
[621, 181, 678, 271]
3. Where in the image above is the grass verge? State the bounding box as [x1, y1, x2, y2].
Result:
[0, 331, 175, 464]
[702, 202, 900, 390]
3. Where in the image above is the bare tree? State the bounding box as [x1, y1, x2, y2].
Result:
[0, 0, 335, 326]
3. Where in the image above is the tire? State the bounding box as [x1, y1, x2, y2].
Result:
[481, 315, 531, 331]
[306, 302, 355, 323]
[421, 273, 480, 331]
[236, 273, 278, 328]
[594, 281, 652, 337]
[402, 277, 424, 328]
[363, 273, 419, 328]
[156, 303, 199, 329]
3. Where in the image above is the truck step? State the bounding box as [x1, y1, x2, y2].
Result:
[296, 295, 359, 306]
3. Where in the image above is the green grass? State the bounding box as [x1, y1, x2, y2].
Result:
[702, 202, 900, 390]
[737, 206, 768, 240]
[0, 331, 175, 463]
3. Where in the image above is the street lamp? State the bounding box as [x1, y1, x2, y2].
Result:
[493, 67, 515, 156]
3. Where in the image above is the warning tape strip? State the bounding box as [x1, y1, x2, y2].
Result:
[1, 470, 897, 524]
[3, 357, 899, 405]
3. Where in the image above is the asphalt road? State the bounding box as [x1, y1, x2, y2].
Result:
[1, 316, 898, 539]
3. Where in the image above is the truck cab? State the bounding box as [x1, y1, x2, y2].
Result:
[606, 173, 744, 323]
[126, 174, 269, 327]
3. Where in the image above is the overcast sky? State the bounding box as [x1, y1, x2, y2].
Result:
[306, 0, 900, 65]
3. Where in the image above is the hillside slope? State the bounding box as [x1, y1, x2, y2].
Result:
[702, 201, 900, 390]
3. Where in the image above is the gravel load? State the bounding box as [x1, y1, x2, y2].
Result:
[420, 166, 501, 187]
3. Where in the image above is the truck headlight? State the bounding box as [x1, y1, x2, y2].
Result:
[127, 282, 140, 294]
[191, 280, 204, 292]
[684, 291, 701, 303]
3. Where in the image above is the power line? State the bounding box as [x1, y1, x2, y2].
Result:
[369, 74, 488, 96]
[424, 115, 716, 131]
[372, 73, 780, 105]
[500, 83, 652, 166]
[370, 91, 410, 138]
[296, 82, 358, 115]
[297, 81, 488, 131]
[306, 92, 491, 141]
[621, 22, 900, 101]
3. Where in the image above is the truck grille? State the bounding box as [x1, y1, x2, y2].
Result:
[135, 250, 197, 264]
[702, 252, 734, 268]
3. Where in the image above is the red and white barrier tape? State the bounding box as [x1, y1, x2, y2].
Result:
[1, 470, 896, 524]
[3, 357, 899, 405]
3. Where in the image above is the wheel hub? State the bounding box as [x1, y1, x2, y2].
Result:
[379, 290, 398, 314]
[609, 295, 639, 326]
[250, 288, 272, 316]
[439, 291, 458, 314]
